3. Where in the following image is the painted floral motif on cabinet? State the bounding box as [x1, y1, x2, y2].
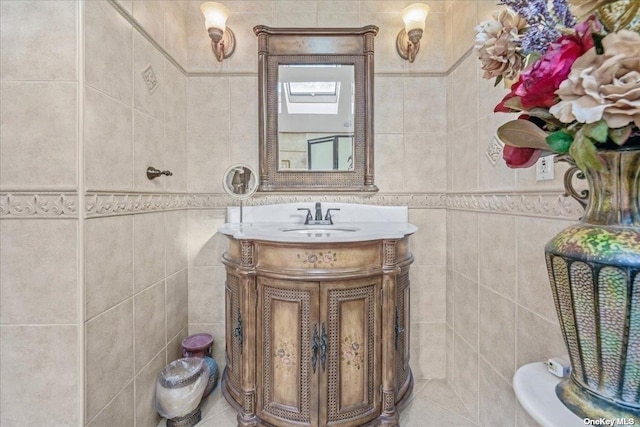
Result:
[341, 335, 364, 371]
[274, 339, 297, 372]
[297, 251, 338, 267]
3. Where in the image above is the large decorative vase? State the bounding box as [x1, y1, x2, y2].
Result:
[545, 147, 640, 419]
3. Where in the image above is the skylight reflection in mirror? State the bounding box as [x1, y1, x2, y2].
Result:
[284, 82, 340, 114]
[288, 81, 337, 96]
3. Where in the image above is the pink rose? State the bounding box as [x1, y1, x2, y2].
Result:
[502, 145, 542, 168]
[496, 19, 596, 111]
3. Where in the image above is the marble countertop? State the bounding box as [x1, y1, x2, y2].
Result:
[218, 222, 418, 243]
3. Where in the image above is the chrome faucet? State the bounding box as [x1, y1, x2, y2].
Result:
[298, 203, 340, 225]
[314, 202, 323, 221]
[297, 208, 313, 224]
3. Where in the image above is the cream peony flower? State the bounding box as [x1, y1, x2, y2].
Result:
[549, 30, 640, 129]
[475, 9, 527, 80]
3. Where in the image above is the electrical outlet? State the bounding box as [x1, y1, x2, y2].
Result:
[536, 155, 555, 181]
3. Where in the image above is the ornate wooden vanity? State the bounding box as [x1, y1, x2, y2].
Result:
[221, 235, 414, 427]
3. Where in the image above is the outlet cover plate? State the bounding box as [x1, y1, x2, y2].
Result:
[536, 155, 555, 181]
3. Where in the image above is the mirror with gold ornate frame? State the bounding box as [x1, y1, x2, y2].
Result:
[254, 25, 378, 192]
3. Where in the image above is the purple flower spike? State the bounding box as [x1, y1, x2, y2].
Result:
[499, 0, 576, 55]
[552, 0, 577, 27]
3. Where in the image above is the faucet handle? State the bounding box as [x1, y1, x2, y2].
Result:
[297, 208, 313, 225]
[324, 208, 340, 224]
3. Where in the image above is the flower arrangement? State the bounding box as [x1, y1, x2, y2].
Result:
[475, 0, 640, 171]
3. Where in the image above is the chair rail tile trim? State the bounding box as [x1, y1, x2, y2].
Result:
[446, 193, 583, 220]
[0, 192, 584, 220]
[0, 193, 79, 219]
[84, 193, 447, 217]
[85, 193, 191, 217]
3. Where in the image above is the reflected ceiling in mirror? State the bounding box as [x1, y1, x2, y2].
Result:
[278, 65, 355, 171]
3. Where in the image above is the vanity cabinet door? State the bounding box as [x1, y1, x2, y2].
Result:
[224, 275, 243, 401]
[320, 277, 381, 426]
[256, 277, 320, 427]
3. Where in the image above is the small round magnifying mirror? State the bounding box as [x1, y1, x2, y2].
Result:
[223, 164, 257, 224]
[222, 164, 257, 199]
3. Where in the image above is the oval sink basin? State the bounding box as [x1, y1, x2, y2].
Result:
[280, 227, 360, 233]
[219, 220, 417, 243]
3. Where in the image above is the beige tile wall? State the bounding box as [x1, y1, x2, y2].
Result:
[186, 209, 228, 366]
[445, 2, 579, 426]
[0, 1, 81, 426]
[186, 0, 446, 73]
[82, 1, 190, 426]
[2, 0, 190, 424]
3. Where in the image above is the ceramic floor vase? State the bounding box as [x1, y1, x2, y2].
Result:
[545, 147, 640, 419]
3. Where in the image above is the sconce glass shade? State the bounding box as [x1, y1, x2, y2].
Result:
[402, 3, 430, 32]
[396, 2, 429, 62]
[200, 1, 235, 62]
[200, 2, 230, 31]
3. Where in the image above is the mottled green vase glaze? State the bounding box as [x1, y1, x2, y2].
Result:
[546, 148, 640, 420]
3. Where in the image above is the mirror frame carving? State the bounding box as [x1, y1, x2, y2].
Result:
[254, 25, 379, 192]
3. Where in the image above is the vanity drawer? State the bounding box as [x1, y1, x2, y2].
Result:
[256, 241, 381, 271]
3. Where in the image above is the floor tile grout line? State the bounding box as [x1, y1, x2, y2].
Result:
[416, 380, 480, 425]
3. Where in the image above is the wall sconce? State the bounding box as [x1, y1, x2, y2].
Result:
[200, 2, 236, 62]
[396, 3, 430, 63]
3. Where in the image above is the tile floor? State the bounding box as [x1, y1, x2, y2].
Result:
[159, 379, 479, 427]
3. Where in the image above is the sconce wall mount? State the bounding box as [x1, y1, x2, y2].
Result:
[396, 28, 423, 63]
[396, 3, 430, 63]
[207, 26, 235, 61]
[200, 2, 236, 62]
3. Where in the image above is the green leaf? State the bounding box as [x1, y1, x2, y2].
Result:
[493, 75, 503, 87]
[526, 108, 564, 128]
[569, 130, 604, 172]
[609, 125, 633, 146]
[546, 130, 573, 154]
[526, 108, 555, 120]
[525, 52, 540, 68]
[503, 97, 525, 111]
[582, 120, 608, 143]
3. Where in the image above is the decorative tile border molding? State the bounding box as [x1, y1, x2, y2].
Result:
[0, 193, 79, 218]
[446, 192, 583, 220]
[85, 193, 447, 217]
[85, 193, 191, 217]
[1, 192, 583, 220]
